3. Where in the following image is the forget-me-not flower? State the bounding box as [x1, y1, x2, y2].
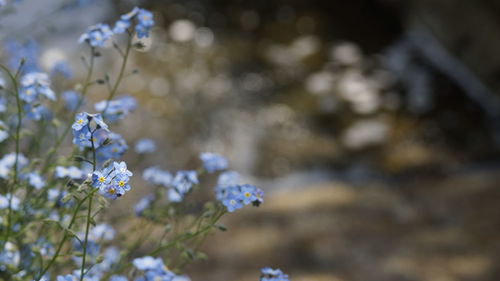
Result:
[200, 152, 228, 173]
[78, 23, 113, 47]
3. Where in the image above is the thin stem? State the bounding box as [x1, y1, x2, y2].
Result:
[35, 189, 96, 281]
[101, 31, 133, 115]
[148, 207, 226, 256]
[79, 128, 97, 281]
[0, 63, 23, 247]
[79, 193, 93, 281]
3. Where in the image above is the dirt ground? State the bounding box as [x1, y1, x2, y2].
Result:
[187, 167, 500, 281]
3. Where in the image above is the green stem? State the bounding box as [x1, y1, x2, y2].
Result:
[0, 63, 22, 248]
[35, 189, 96, 281]
[101, 31, 132, 115]
[79, 128, 97, 281]
[148, 207, 226, 256]
[79, 193, 93, 281]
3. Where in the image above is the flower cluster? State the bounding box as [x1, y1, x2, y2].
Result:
[20, 72, 55, 103]
[71, 112, 108, 149]
[0, 4, 280, 280]
[215, 171, 264, 212]
[19, 72, 56, 120]
[260, 267, 290, 281]
[92, 161, 133, 199]
[94, 96, 136, 122]
[78, 7, 154, 48]
[142, 167, 199, 202]
[133, 256, 188, 281]
[78, 23, 114, 47]
[168, 170, 199, 202]
[114, 7, 154, 38]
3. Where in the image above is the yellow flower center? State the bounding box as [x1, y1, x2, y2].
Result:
[77, 119, 83, 124]
[244, 192, 251, 198]
[118, 180, 125, 187]
[108, 188, 115, 194]
[98, 176, 105, 183]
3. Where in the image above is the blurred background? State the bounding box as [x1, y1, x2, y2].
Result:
[2, 0, 500, 280]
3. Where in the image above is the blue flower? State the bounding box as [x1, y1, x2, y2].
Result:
[121, 7, 140, 21]
[0, 193, 20, 210]
[72, 112, 89, 130]
[92, 161, 133, 199]
[216, 170, 240, 187]
[133, 256, 163, 271]
[91, 113, 109, 131]
[92, 170, 109, 189]
[217, 184, 264, 212]
[78, 23, 113, 47]
[55, 166, 84, 179]
[20, 72, 56, 102]
[114, 174, 131, 191]
[168, 170, 198, 202]
[71, 112, 111, 150]
[25, 172, 45, 189]
[240, 184, 258, 204]
[222, 193, 243, 212]
[135, 24, 151, 39]
[62, 90, 81, 111]
[0, 152, 29, 179]
[143, 166, 172, 187]
[200, 152, 228, 173]
[137, 9, 154, 27]
[260, 267, 289, 281]
[94, 96, 136, 122]
[72, 125, 92, 148]
[133, 256, 183, 281]
[89, 223, 115, 241]
[113, 19, 130, 33]
[113, 161, 133, 178]
[135, 138, 156, 154]
[24, 103, 51, 121]
[95, 132, 128, 163]
[115, 7, 154, 38]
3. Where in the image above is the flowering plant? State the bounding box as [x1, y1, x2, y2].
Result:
[0, 4, 288, 281]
